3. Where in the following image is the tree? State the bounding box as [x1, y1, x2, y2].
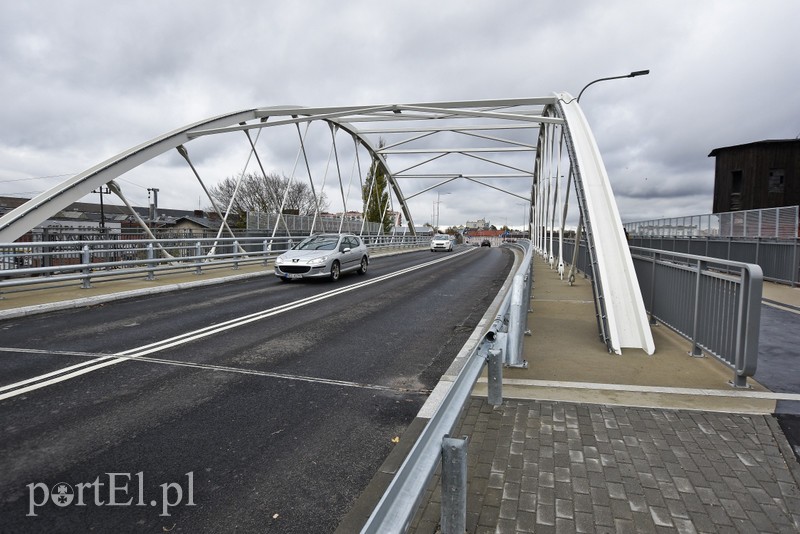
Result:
[362, 142, 393, 233]
[209, 172, 328, 225]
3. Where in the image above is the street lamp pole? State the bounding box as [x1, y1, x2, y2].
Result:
[566, 69, 650, 284]
[576, 69, 650, 103]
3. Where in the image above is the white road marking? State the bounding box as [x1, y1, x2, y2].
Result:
[1, 249, 476, 400]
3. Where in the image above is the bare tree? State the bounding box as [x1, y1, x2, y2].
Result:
[209, 172, 328, 224]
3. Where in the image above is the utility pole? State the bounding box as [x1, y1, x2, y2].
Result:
[147, 188, 160, 222]
[93, 186, 110, 233]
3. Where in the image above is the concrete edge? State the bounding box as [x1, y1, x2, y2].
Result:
[763, 298, 800, 314]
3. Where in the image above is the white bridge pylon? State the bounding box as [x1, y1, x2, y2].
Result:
[0, 95, 653, 354]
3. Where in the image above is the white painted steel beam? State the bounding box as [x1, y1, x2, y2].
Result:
[555, 93, 655, 355]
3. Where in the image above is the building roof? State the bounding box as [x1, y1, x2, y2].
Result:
[708, 139, 800, 157]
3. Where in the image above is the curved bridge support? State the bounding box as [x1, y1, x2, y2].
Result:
[547, 93, 655, 354]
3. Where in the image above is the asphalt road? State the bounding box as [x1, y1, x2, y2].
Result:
[0, 246, 514, 533]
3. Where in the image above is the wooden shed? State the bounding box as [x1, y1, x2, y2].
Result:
[709, 139, 800, 213]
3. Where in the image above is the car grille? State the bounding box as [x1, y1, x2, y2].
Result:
[278, 265, 311, 274]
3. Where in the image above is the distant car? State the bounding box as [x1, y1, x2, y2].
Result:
[481, 239, 491, 247]
[430, 234, 454, 252]
[274, 234, 369, 282]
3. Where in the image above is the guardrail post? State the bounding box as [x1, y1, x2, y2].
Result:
[487, 348, 503, 406]
[81, 245, 92, 289]
[689, 259, 705, 357]
[506, 274, 529, 368]
[146, 244, 155, 281]
[194, 242, 202, 275]
[440, 435, 468, 534]
[263, 240, 270, 266]
[233, 240, 240, 270]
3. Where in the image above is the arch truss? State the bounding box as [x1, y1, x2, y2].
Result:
[0, 94, 653, 354]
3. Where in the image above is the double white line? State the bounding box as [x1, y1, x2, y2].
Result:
[1, 249, 476, 401]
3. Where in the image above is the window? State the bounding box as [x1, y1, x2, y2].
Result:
[768, 169, 785, 194]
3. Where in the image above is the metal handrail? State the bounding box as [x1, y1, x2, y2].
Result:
[361, 240, 533, 533]
[0, 235, 432, 294]
[629, 246, 763, 387]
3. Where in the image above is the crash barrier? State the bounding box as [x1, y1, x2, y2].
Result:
[630, 247, 762, 388]
[0, 235, 430, 295]
[361, 240, 533, 534]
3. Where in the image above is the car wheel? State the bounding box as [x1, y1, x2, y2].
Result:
[330, 260, 341, 281]
[358, 256, 368, 274]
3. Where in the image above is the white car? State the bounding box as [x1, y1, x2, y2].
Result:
[274, 234, 369, 282]
[430, 234, 454, 252]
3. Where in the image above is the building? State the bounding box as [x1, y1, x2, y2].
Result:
[465, 218, 491, 231]
[709, 139, 800, 213]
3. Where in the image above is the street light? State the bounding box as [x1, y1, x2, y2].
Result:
[576, 69, 650, 103]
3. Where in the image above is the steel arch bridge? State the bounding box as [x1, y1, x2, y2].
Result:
[0, 94, 654, 355]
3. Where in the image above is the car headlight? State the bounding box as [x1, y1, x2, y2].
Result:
[308, 256, 327, 265]
[275, 256, 284, 264]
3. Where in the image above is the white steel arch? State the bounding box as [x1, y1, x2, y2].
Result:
[0, 95, 654, 354]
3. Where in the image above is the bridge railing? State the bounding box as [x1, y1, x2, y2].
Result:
[361, 240, 533, 533]
[0, 234, 431, 295]
[630, 247, 762, 388]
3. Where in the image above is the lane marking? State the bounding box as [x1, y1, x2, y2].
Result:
[1, 249, 476, 400]
[0, 346, 431, 396]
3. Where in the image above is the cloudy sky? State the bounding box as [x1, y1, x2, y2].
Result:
[1, 1, 798, 231]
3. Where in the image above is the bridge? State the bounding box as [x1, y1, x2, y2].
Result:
[1, 95, 799, 533]
[0, 94, 653, 356]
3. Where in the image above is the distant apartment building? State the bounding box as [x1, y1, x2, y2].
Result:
[465, 218, 491, 230]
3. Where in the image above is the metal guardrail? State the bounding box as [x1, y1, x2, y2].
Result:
[625, 205, 799, 240]
[629, 236, 799, 287]
[630, 247, 762, 388]
[361, 240, 534, 533]
[0, 235, 431, 294]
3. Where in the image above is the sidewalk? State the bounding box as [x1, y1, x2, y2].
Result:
[411, 256, 800, 533]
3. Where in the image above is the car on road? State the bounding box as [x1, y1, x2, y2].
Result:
[481, 239, 491, 247]
[274, 234, 369, 282]
[430, 234, 454, 252]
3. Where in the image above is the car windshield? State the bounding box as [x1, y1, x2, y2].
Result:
[294, 236, 339, 251]
[434, 235, 449, 240]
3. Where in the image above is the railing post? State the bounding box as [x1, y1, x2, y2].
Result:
[689, 259, 705, 357]
[81, 245, 92, 289]
[440, 436, 468, 534]
[194, 242, 202, 275]
[263, 240, 270, 266]
[146, 243, 155, 281]
[487, 348, 503, 406]
[649, 251, 658, 325]
[233, 240, 240, 270]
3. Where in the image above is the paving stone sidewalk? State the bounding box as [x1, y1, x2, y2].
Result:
[412, 398, 800, 533]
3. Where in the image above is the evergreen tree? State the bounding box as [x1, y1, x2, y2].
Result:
[362, 143, 392, 233]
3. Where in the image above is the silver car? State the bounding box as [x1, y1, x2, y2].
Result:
[274, 234, 369, 282]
